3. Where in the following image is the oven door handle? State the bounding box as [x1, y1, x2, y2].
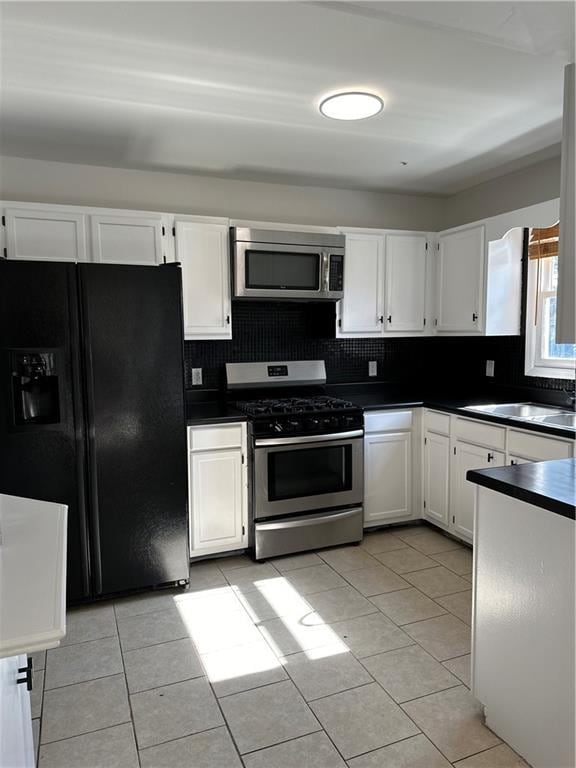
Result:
[256, 507, 363, 531]
[254, 430, 363, 447]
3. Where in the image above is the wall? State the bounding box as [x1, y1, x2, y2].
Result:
[184, 302, 569, 394]
[443, 154, 561, 229]
[1, 153, 562, 232]
[0, 155, 445, 231]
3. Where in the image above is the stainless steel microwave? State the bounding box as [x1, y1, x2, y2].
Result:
[230, 228, 345, 300]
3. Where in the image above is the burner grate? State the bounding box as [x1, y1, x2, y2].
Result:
[236, 395, 357, 417]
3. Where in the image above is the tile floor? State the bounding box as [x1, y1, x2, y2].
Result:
[31, 523, 530, 768]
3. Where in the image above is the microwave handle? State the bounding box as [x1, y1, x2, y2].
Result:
[321, 251, 330, 293]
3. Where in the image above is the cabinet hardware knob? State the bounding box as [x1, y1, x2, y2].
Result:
[387, 315, 392, 323]
[472, 312, 478, 322]
[487, 452, 494, 462]
[378, 316, 384, 323]
[226, 315, 230, 324]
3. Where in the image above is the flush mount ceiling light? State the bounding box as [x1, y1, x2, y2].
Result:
[319, 91, 384, 120]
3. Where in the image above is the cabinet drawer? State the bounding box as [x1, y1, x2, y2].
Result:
[425, 410, 450, 435]
[454, 418, 506, 450]
[189, 423, 244, 451]
[364, 410, 412, 433]
[508, 430, 573, 461]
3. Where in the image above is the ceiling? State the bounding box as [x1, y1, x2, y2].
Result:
[0, 1, 573, 195]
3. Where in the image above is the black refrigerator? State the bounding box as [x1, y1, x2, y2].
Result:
[0, 260, 189, 603]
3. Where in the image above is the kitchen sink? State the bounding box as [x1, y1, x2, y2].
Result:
[464, 403, 561, 418]
[536, 413, 576, 429]
[463, 402, 576, 431]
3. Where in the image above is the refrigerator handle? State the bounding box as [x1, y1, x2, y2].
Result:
[68, 267, 91, 597]
[78, 270, 103, 595]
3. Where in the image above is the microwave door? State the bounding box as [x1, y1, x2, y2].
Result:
[234, 242, 324, 299]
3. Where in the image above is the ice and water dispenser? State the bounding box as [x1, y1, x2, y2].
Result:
[11, 351, 61, 425]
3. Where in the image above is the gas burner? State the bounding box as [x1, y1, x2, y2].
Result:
[236, 395, 357, 417]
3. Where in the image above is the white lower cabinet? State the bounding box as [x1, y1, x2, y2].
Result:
[188, 423, 248, 557]
[364, 410, 415, 527]
[364, 432, 412, 525]
[423, 431, 450, 527]
[422, 410, 574, 545]
[0, 655, 34, 768]
[452, 441, 504, 541]
[508, 455, 531, 465]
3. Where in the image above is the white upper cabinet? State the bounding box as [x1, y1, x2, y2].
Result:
[3, 206, 88, 262]
[436, 225, 485, 333]
[175, 220, 232, 340]
[90, 213, 167, 265]
[337, 233, 384, 336]
[337, 230, 431, 338]
[385, 233, 428, 332]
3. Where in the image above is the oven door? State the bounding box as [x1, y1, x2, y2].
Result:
[253, 432, 364, 520]
[235, 242, 337, 300]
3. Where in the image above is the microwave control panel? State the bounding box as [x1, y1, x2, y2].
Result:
[329, 254, 344, 292]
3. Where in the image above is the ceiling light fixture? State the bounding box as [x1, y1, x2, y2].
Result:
[319, 91, 384, 121]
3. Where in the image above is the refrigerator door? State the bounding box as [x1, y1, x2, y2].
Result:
[78, 263, 189, 595]
[0, 261, 90, 602]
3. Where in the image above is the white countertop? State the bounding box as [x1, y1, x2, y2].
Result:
[0, 494, 67, 659]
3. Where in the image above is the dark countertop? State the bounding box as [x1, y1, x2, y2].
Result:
[186, 402, 247, 425]
[185, 384, 575, 438]
[467, 458, 575, 520]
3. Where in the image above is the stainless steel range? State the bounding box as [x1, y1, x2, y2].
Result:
[226, 361, 364, 560]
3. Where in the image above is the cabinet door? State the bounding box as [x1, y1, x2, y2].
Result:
[4, 207, 88, 262]
[337, 233, 384, 336]
[452, 441, 504, 540]
[508, 455, 531, 466]
[90, 214, 165, 265]
[176, 221, 232, 340]
[384, 233, 427, 332]
[189, 449, 245, 555]
[364, 432, 412, 525]
[0, 655, 34, 768]
[424, 431, 450, 526]
[436, 225, 484, 333]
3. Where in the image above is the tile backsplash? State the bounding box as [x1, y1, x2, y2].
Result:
[184, 301, 570, 393]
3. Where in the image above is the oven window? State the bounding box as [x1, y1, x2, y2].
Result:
[268, 444, 352, 501]
[245, 250, 321, 291]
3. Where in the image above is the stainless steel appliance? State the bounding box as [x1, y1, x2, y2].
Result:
[230, 228, 345, 301]
[227, 361, 363, 560]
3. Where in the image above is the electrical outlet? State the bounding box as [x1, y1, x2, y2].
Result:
[486, 360, 495, 377]
[368, 361, 377, 377]
[191, 367, 203, 386]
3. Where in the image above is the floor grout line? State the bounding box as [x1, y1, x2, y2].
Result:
[39, 719, 133, 748]
[112, 599, 143, 768]
[38, 534, 501, 768]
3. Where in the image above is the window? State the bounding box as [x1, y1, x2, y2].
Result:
[525, 224, 576, 379]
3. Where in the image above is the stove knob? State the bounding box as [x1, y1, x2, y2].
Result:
[307, 418, 320, 429]
[273, 422, 283, 433]
[288, 420, 301, 432]
[342, 415, 356, 427]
